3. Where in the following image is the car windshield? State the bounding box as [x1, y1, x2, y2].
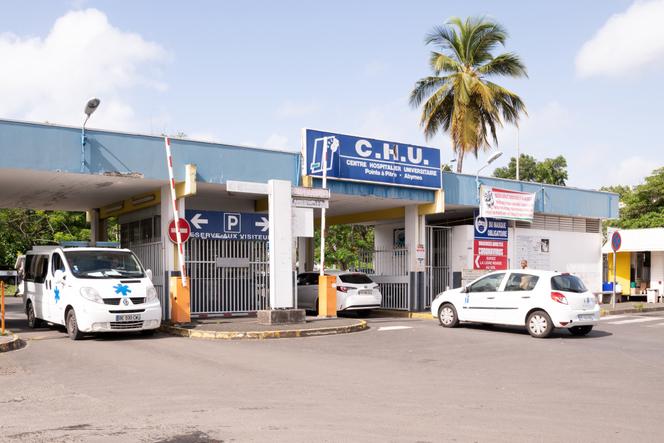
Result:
[551, 275, 587, 293]
[64, 250, 144, 279]
[339, 273, 374, 284]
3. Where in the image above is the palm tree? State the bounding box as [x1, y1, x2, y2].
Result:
[410, 17, 527, 173]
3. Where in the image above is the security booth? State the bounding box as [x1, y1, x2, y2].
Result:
[602, 228, 664, 302]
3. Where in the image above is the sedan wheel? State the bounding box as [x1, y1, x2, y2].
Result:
[438, 304, 459, 328]
[527, 310, 553, 338]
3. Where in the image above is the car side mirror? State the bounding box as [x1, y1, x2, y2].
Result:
[461, 285, 469, 293]
[145, 269, 153, 281]
[53, 269, 65, 284]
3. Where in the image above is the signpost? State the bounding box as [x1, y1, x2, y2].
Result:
[184, 210, 270, 241]
[168, 218, 191, 244]
[611, 230, 621, 308]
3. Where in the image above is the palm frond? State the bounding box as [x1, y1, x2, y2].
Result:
[409, 75, 452, 108]
[429, 51, 462, 74]
[478, 52, 528, 78]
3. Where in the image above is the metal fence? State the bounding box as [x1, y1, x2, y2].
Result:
[129, 241, 167, 318]
[185, 238, 269, 315]
[351, 248, 410, 310]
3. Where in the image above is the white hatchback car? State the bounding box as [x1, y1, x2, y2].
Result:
[431, 270, 600, 338]
[297, 271, 382, 316]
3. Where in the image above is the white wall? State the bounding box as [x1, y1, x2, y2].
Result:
[374, 222, 404, 250]
[650, 251, 664, 295]
[449, 224, 603, 292]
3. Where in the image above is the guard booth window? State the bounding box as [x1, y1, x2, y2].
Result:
[120, 216, 161, 247]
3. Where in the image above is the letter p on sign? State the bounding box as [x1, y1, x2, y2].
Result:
[224, 213, 241, 233]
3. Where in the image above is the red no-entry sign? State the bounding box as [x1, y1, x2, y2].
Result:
[168, 218, 191, 244]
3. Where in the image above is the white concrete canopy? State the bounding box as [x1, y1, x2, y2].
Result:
[602, 228, 664, 253]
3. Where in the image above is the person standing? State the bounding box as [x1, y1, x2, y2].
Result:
[520, 259, 528, 269]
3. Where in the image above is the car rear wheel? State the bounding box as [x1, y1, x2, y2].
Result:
[66, 309, 84, 341]
[527, 310, 553, 338]
[356, 310, 371, 318]
[438, 303, 459, 328]
[26, 302, 42, 328]
[569, 325, 593, 336]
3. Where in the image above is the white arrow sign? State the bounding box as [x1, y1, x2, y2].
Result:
[475, 255, 480, 269]
[255, 216, 269, 232]
[190, 213, 208, 230]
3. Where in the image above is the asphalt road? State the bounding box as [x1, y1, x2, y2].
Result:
[1, 297, 663, 442]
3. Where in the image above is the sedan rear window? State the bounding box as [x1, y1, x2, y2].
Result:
[339, 273, 374, 284]
[551, 275, 587, 293]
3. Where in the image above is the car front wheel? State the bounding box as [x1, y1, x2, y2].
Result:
[66, 309, 84, 341]
[438, 303, 459, 328]
[526, 310, 553, 338]
[569, 325, 593, 336]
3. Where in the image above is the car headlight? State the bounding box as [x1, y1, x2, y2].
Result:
[146, 286, 158, 302]
[80, 287, 103, 303]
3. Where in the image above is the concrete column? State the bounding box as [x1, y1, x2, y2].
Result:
[268, 179, 293, 308]
[405, 205, 419, 272]
[88, 209, 100, 246]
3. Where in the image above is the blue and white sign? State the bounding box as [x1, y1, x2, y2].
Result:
[473, 210, 508, 241]
[303, 129, 442, 190]
[185, 210, 269, 241]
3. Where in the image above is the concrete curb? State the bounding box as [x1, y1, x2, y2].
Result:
[159, 319, 368, 340]
[600, 306, 664, 316]
[373, 309, 435, 320]
[0, 330, 25, 353]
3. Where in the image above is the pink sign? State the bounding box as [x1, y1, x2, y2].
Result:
[479, 185, 536, 221]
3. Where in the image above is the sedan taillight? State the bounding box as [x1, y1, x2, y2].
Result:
[551, 291, 568, 305]
[337, 286, 349, 293]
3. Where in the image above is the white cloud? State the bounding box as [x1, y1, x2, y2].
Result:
[613, 156, 658, 186]
[0, 8, 168, 130]
[276, 100, 319, 118]
[264, 133, 290, 149]
[576, 0, 664, 78]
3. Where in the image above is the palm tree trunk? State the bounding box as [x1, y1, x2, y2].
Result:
[455, 150, 464, 173]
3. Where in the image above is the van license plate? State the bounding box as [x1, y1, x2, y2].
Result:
[116, 314, 141, 321]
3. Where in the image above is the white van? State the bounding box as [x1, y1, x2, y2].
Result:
[23, 246, 162, 340]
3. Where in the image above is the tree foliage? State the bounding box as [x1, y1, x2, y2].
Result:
[313, 225, 374, 271]
[0, 209, 90, 265]
[493, 154, 568, 185]
[603, 167, 664, 229]
[410, 16, 527, 172]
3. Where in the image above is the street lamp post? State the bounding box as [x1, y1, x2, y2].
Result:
[319, 136, 339, 276]
[81, 98, 101, 173]
[475, 150, 503, 201]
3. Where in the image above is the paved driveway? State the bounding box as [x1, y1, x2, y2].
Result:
[1, 296, 663, 442]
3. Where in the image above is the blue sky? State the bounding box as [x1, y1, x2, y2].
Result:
[1, 0, 662, 189]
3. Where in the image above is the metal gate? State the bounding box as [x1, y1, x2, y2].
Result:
[129, 241, 166, 317]
[185, 238, 269, 315]
[425, 226, 451, 308]
[352, 248, 410, 310]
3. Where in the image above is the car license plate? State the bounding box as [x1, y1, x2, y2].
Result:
[116, 314, 141, 321]
[579, 314, 594, 321]
[359, 289, 373, 295]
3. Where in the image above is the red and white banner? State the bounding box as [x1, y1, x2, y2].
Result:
[473, 239, 508, 270]
[479, 185, 536, 221]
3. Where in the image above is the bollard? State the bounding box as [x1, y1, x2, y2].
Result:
[169, 276, 191, 323]
[318, 275, 337, 318]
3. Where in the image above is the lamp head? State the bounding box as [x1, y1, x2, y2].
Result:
[84, 98, 101, 117]
[487, 151, 503, 164]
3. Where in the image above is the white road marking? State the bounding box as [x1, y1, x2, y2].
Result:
[599, 315, 631, 321]
[645, 322, 664, 328]
[606, 317, 664, 325]
[377, 326, 413, 331]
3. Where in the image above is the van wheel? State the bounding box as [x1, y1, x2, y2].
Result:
[438, 303, 459, 328]
[527, 310, 554, 338]
[26, 302, 41, 328]
[569, 325, 593, 336]
[140, 329, 156, 337]
[66, 309, 84, 341]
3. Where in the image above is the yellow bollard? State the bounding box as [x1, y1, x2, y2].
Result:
[318, 275, 337, 318]
[169, 277, 191, 324]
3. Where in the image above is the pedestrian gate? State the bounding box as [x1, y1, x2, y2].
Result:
[129, 241, 167, 318]
[425, 226, 451, 308]
[185, 238, 269, 315]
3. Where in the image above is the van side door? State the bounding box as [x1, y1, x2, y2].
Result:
[48, 252, 67, 325]
[27, 255, 49, 321]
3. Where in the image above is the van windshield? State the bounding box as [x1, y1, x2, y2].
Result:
[64, 250, 144, 279]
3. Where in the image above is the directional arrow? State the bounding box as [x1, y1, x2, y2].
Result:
[475, 255, 480, 269]
[190, 213, 208, 230]
[255, 217, 269, 232]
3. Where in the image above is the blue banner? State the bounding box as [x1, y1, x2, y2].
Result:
[474, 209, 508, 241]
[185, 210, 269, 241]
[303, 129, 441, 189]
